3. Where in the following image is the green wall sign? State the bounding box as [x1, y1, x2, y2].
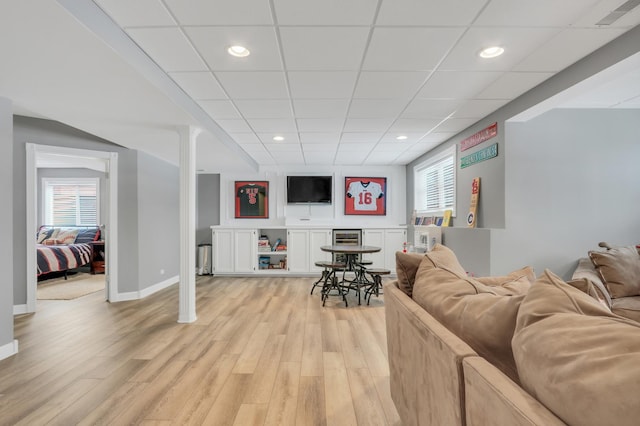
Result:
[460, 143, 498, 169]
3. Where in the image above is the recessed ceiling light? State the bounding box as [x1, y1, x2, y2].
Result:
[479, 46, 504, 59]
[396, 135, 408, 141]
[227, 45, 250, 58]
[273, 136, 284, 141]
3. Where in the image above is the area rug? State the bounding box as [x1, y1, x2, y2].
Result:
[37, 273, 105, 300]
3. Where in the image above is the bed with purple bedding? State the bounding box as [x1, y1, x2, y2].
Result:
[36, 226, 100, 278]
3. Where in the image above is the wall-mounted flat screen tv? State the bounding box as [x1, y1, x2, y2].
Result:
[287, 175, 333, 204]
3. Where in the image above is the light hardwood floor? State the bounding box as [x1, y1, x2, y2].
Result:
[1, 276, 401, 425]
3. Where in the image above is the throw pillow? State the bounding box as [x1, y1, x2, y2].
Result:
[513, 269, 640, 426]
[56, 229, 80, 245]
[395, 251, 425, 297]
[412, 247, 525, 383]
[571, 257, 612, 308]
[566, 277, 611, 311]
[589, 246, 640, 298]
[475, 266, 534, 295]
[36, 228, 52, 244]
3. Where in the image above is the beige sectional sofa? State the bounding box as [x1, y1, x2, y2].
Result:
[385, 245, 640, 426]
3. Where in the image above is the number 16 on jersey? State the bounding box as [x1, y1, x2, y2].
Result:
[344, 177, 387, 216]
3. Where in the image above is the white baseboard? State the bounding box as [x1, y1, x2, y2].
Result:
[112, 275, 179, 302]
[13, 305, 28, 315]
[0, 339, 19, 361]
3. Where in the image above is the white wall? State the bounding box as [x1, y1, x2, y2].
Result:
[491, 108, 640, 278]
[219, 165, 407, 228]
[0, 98, 14, 354]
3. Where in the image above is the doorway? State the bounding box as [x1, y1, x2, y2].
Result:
[26, 144, 119, 312]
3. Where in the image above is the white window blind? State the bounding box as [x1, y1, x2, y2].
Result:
[43, 178, 99, 226]
[414, 147, 456, 215]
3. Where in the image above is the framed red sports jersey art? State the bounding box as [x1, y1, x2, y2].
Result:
[344, 177, 386, 216]
[235, 181, 269, 218]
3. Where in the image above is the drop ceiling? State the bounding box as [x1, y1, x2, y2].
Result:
[2, 1, 640, 171]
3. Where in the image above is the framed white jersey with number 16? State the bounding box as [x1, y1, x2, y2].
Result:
[345, 177, 386, 216]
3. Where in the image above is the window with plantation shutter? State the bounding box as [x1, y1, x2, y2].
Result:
[414, 146, 456, 215]
[43, 178, 99, 226]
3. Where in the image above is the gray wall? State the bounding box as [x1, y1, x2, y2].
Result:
[137, 152, 180, 288]
[13, 116, 139, 302]
[407, 25, 640, 277]
[196, 173, 220, 245]
[1, 99, 14, 350]
[37, 168, 106, 228]
[491, 108, 640, 278]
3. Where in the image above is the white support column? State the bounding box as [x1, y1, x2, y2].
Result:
[178, 126, 200, 323]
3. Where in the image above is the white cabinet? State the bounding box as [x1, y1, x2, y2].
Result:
[287, 229, 309, 273]
[362, 228, 407, 274]
[309, 229, 333, 271]
[212, 228, 234, 273]
[234, 229, 257, 273]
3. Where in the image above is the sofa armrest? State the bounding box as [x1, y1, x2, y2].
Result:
[463, 357, 566, 426]
[384, 281, 478, 426]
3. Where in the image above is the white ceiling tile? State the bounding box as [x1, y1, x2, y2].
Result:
[169, 72, 227, 99]
[296, 118, 344, 133]
[343, 118, 394, 132]
[475, 0, 600, 27]
[288, 72, 358, 98]
[280, 27, 370, 70]
[215, 71, 289, 99]
[185, 26, 282, 71]
[256, 132, 300, 144]
[363, 27, 465, 71]
[96, 0, 176, 27]
[199, 100, 241, 119]
[394, 152, 421, 165]
[376, 0, 486, 26]
[387, 118, 441, 133]
[127, 28, 207, 72]
[348, 99, 408, 118]
[234, 100, 293, 119]
[248, 152, 277, 164]
[417, 71, 502, 99]
[293, 99, 350, 118]
[439, 27, 562, 72]
[402, 99, 462, 119]
[373, 143, 408, 152]
[215, 119, 253, 133]
[303, 151, 337, 165]
[230, 133, 261, 144]
[274, 0, 378, 25]
[354, 72, 428, 99]
[432, 118, 477, 133]
[335, 150, 368, 162]
[452, 99, 510, 119]
[379, 132, 426, 143]
[365, 151, 401, 164]
[301, 138, 340, 148]
[513, 28, 627, 72]
[416, 132, 456, 145]
[338, 142, 376, 151]
[264, 143, 302, 152]
[408, 139, 442, 153]
[476, 72, 554, 99]
[247, 118, 297, 133]
[340, 133, 383, 143]
[164, 0, 273, 25]
[273, 152, 305, 164]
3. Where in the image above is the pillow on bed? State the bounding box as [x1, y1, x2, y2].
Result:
[56, 229, 80, 245]
[75, 228, 100, 244]
[37, 228, 53, 244]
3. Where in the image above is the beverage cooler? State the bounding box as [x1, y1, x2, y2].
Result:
[332, 229, 362, 264]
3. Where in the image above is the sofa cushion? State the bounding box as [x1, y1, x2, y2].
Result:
[412, 245, 524, 383]
[589, 246, 640, 298]
[395, 251, 425, 297]
[611, 296, 640, 322]
[475, 266, 534, 295]
[572, 257, 613, 308]
[513, 269, 640, 426]
[566, 277, 611, 311]
[56, 229, 80, 245]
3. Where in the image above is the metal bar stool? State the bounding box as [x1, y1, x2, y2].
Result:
[364, 268, 391, 305]
[312, 261, 347, 307]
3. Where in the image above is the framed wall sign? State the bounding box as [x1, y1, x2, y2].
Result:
[345, 177, 386, 216]
[235, 181, 269, 219]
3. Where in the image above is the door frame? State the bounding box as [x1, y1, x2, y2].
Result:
[26, 143, 119, 311]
